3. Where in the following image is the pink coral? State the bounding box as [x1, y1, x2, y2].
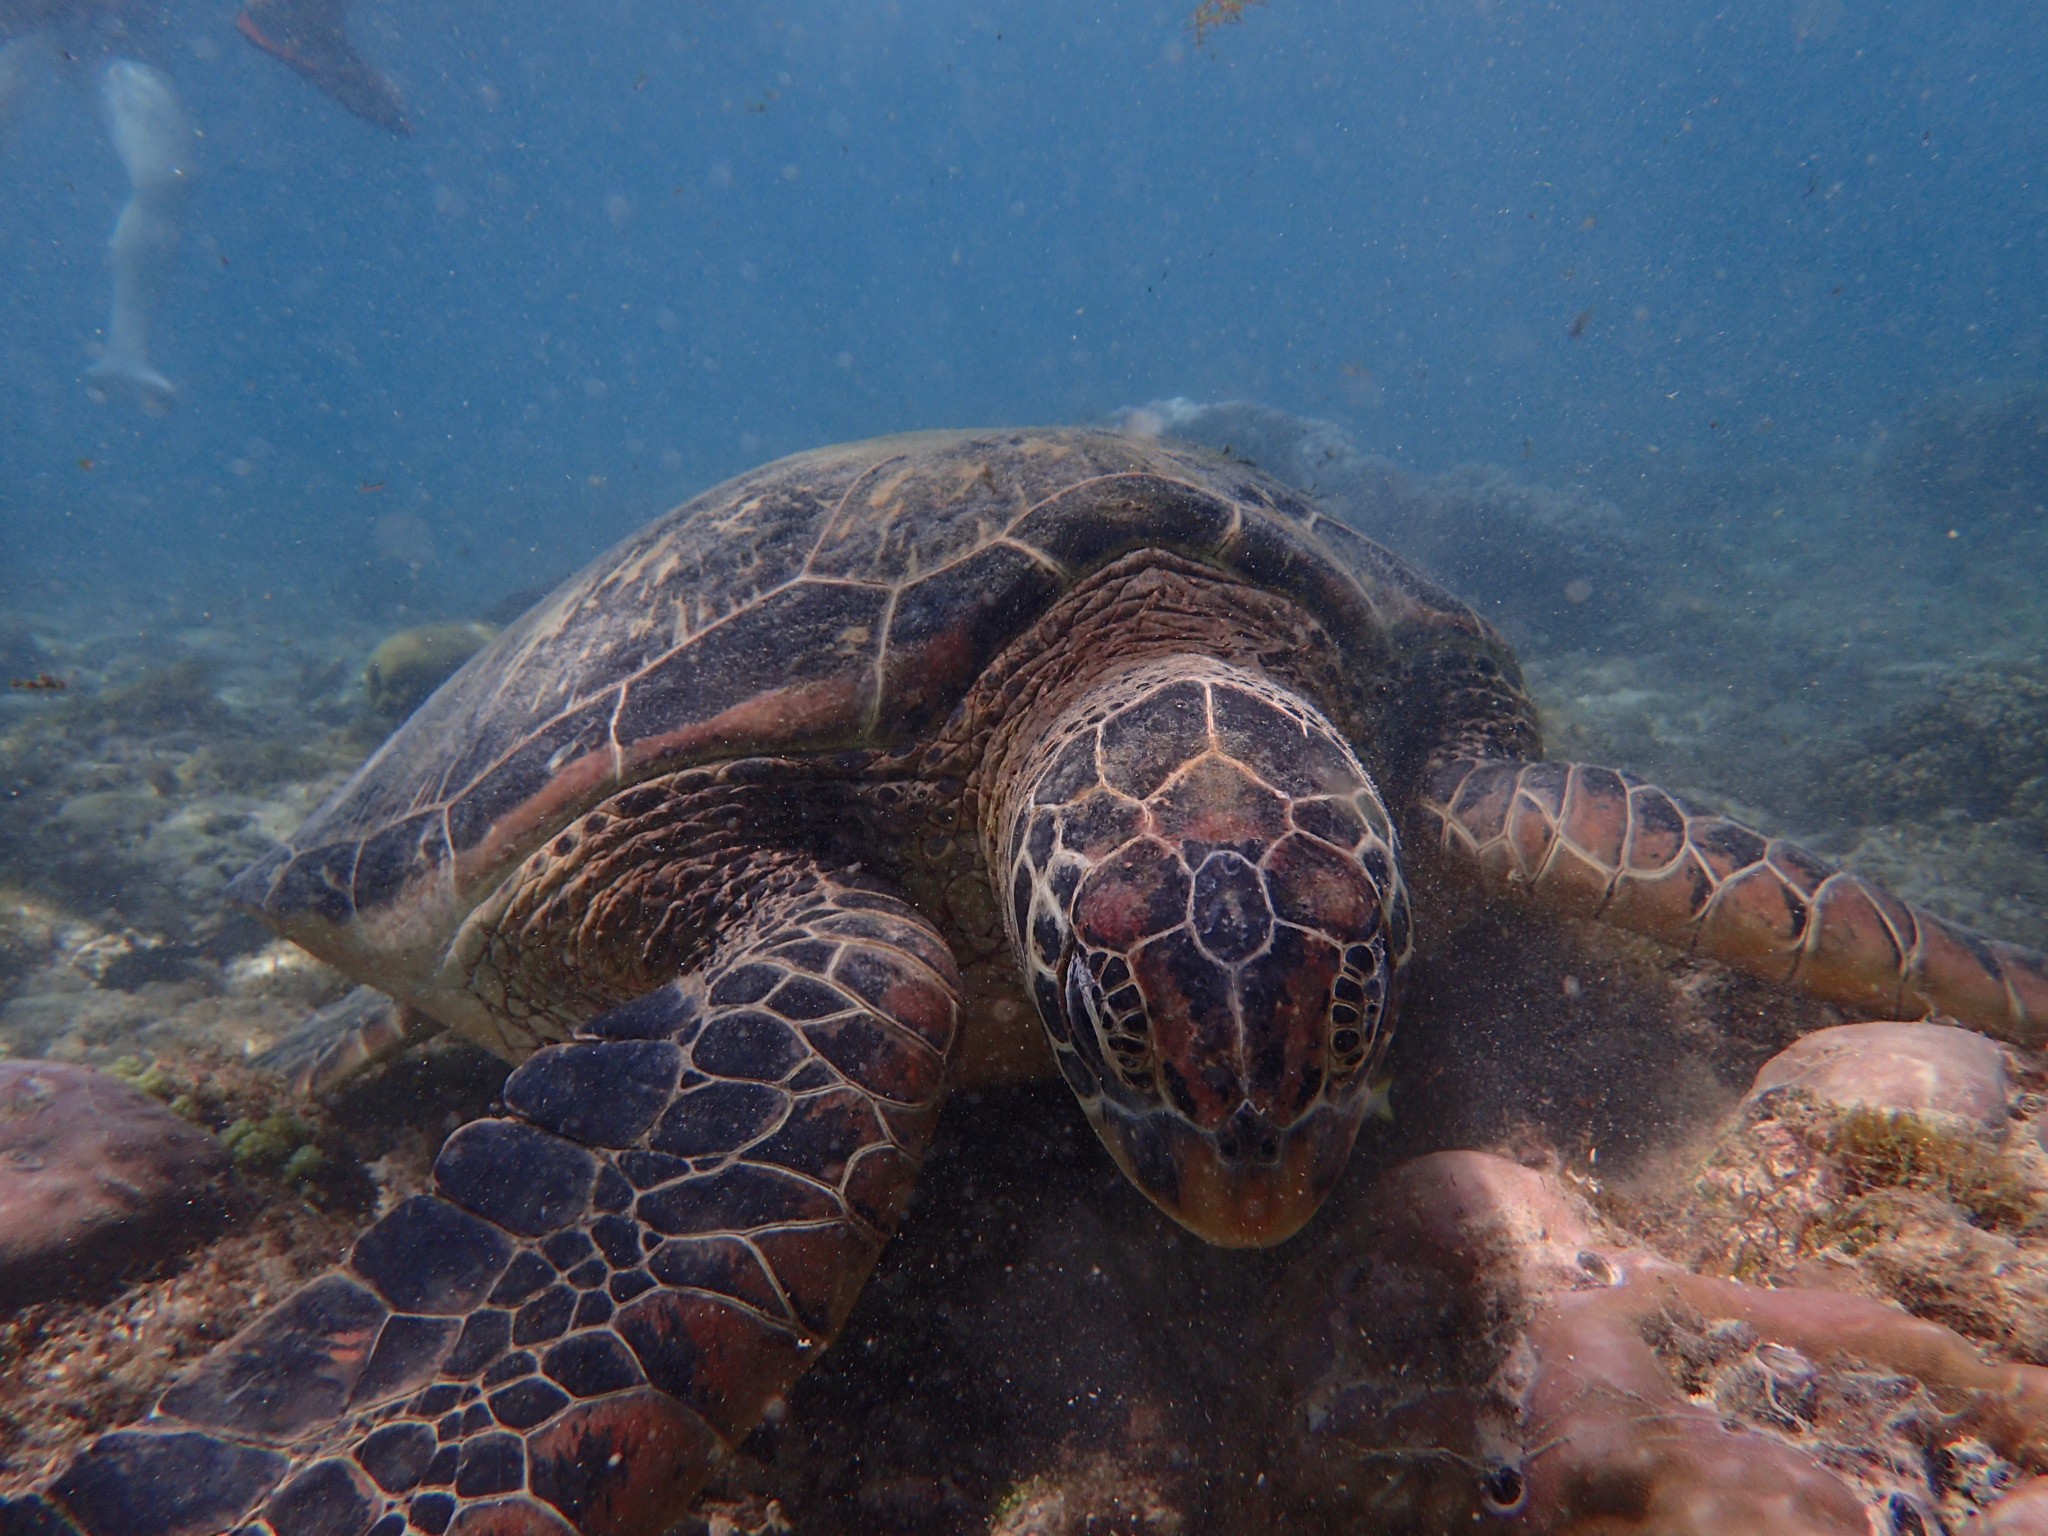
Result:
[1292, 1149, 2048, 1533]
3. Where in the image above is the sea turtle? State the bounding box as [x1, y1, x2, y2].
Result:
[10, 427, 2046, 1536]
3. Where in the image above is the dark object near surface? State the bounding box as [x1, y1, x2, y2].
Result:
[0, 1062, 232, 1309]
[237, 0, 411, 135]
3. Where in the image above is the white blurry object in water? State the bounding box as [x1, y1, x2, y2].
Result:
[85, 60, 195, 416]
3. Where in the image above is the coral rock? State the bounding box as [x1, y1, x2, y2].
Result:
[988, 1455, 1186, 1536]
[1983, 1479, 2048, 1534]
[0, 1061, 231, 1308]
[364, 621, 498, 719]
[1287, 1150, 2048, 1533]
[1747, 1020, 2011, 1129]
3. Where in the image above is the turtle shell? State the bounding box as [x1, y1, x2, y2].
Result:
[229, 428, 1509, 999]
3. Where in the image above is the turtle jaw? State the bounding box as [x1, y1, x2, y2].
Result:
[228, 838, 510, 1052]
[1088, 1097, 1364, 1247]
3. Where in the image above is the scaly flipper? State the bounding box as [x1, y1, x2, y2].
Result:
[237, 0, 410, 135]
[1420, 757, 2048, 1047]
[257, 986, 446, 1098]
[1, 867, 958, 1536]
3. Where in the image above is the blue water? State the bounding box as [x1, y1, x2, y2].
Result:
[3, 0, 2046, 608]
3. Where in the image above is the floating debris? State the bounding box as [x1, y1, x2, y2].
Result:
[1188, 0, 1265, 44]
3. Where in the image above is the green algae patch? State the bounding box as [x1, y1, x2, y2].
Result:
[1827, 1105, 2031, 1231]
[106, 1054, 175, 1101]
[364, 621, 497, 719]
[219, 1112, 324, 1185]
[101, 1055, 355, 1202]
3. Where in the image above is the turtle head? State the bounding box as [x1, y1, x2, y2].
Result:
[999, 657, 1410, 1248]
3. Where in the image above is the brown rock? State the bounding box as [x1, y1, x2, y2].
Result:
[1984, 1479, 2048, 1533]
[0, 1061, 231, 1308]
[1283, 1150, 2048, 1533]
[1746, 1020, 2011, 1129]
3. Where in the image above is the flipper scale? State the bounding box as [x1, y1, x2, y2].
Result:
[1423, 755, 2048, 1046]
[12, 863, 959, 1536]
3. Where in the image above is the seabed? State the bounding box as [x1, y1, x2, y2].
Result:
[1, 401, 2046, 1532]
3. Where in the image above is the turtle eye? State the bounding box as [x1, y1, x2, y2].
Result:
[1327, 938, 1388, 1084]
[1062, 951, 1102, 1032]
[1065, 952, 1154, 1091]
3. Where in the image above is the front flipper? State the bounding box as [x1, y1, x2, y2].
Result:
[3, 870, 959, 1536]
[257, 986, 445, 1098]
[1422, 757, 2048, 1046]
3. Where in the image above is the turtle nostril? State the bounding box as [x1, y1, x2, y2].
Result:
[1479, 1462, 1526, 1515]
[1220, 1102, 1282, 1166]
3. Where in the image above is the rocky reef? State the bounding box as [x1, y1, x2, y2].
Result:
[1875, 384, 2048, 549]
[1829, 663, 2048, 837]
[1282, 1140, 2048, 1534]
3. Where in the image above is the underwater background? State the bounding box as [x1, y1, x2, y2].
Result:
[6, 0, 2048, 604]
[5, 1, 2048, 1532]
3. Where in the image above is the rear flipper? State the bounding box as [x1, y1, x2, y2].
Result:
[1421, 757, 2048, 1047]
[2, 868, 958, 1536]
[258, 986, 445, 1098]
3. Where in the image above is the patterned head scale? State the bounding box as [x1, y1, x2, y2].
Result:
[1001, 657, 1412, 1246]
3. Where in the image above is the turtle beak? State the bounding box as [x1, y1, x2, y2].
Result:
[1087, 1097, 1363, 1248]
